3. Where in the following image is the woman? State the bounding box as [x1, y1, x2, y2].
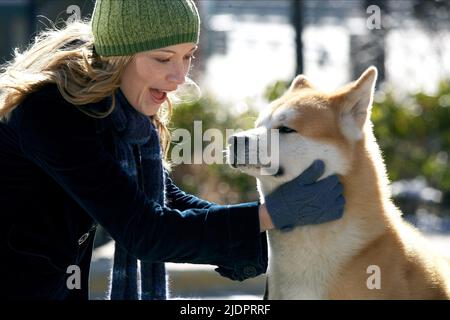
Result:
[0, 0, 345, 300]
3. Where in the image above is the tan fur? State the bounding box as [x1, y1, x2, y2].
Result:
[287, 68, 449, 299]
[235, 67, 450, 299]
[325, 133, 450, 299]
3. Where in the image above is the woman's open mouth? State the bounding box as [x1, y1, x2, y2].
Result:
[149, 88, 167, 104]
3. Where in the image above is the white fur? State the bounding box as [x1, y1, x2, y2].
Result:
[225, 71, 379, 299]
[228, 107, 360, 299]
[340, 113, 364, 141]
[267, 218, 366, 299]
[227, 67, 450, 300]
[233, 107, 350, 194]
[227, 100, 370, 299]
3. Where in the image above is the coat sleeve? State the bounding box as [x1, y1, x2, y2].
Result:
[164, 173, 268, 280]
[164, 171, 217, 210]
[14, 87, 267, 279]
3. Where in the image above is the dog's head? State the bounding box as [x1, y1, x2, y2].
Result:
[227, 66, 378, 194]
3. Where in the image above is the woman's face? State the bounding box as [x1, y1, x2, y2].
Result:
[120, 42, 197, 116]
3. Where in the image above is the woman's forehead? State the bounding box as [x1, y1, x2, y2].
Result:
[150, 43, 198, 54]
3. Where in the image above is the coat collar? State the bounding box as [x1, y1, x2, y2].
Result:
[110, 89, 153, 145]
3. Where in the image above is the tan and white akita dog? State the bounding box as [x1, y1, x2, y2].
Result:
[228, 66, 450, 299]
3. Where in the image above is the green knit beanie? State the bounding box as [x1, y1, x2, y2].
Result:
[91, 0, 200, 56]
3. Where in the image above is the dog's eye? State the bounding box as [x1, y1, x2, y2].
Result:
[277, 126, 297, 134]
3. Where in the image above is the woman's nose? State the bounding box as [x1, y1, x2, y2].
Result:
[167, 63, 186, 86]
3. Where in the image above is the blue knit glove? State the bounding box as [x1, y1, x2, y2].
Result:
[265, 160, 345, 231]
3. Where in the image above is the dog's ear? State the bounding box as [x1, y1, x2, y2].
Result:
[336, 66, 378, 140]
[289, 75, 314, 92]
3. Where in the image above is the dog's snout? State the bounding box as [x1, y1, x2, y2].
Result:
[228, 135, 236, 146]
[228, 135, 249, 145]
[228, 135, 251, 167]
[228, 136, 237, 167]
[240, 136, 250, 148]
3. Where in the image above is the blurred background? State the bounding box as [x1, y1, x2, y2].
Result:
[2, 0, 449, 299]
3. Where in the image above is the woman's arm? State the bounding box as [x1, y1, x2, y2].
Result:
[165, 171, 274, 232]
[164, 171, 217, 210]
[13, 86, 267, 278]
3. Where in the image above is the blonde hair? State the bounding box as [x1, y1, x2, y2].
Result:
[0, 20, 172, 158]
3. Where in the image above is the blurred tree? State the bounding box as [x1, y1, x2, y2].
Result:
[412, 0, 450, 32]
[191, 0, 206, 82]
[351, 0, 388, 84]
[372, 81, 450, 195]
[411, 0, 450, 81]
[291, 0, 304, 75]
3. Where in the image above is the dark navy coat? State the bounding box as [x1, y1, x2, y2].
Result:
[0, 84, 267, 300]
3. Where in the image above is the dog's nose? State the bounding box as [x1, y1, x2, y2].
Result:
[229, 136, 238, 167]
[228, 135, 250, 167]
[228, 135, 249, 146]
[229, 136, 250, 151]
[228, 135, 237, 146]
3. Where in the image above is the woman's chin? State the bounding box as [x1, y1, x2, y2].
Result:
[141, 102, 161, 116]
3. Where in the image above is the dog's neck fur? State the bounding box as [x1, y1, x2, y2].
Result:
[340, 129, 393, 230]
[264, 129, 393, 299]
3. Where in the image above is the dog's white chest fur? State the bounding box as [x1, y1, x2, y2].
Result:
[267, 220, 363, 299]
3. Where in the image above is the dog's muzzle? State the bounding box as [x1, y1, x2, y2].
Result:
[228, 135, 283, 176]
[228, 135, 249, 168]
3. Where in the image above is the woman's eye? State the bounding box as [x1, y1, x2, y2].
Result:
[156, 58, 170, 63]
[155, 55, 195, 63]
[278, 126, 296, 133]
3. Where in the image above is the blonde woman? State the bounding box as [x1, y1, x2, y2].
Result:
[0, 0, 345, 300]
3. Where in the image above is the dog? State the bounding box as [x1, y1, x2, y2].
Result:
[227, 66, 450, 299]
